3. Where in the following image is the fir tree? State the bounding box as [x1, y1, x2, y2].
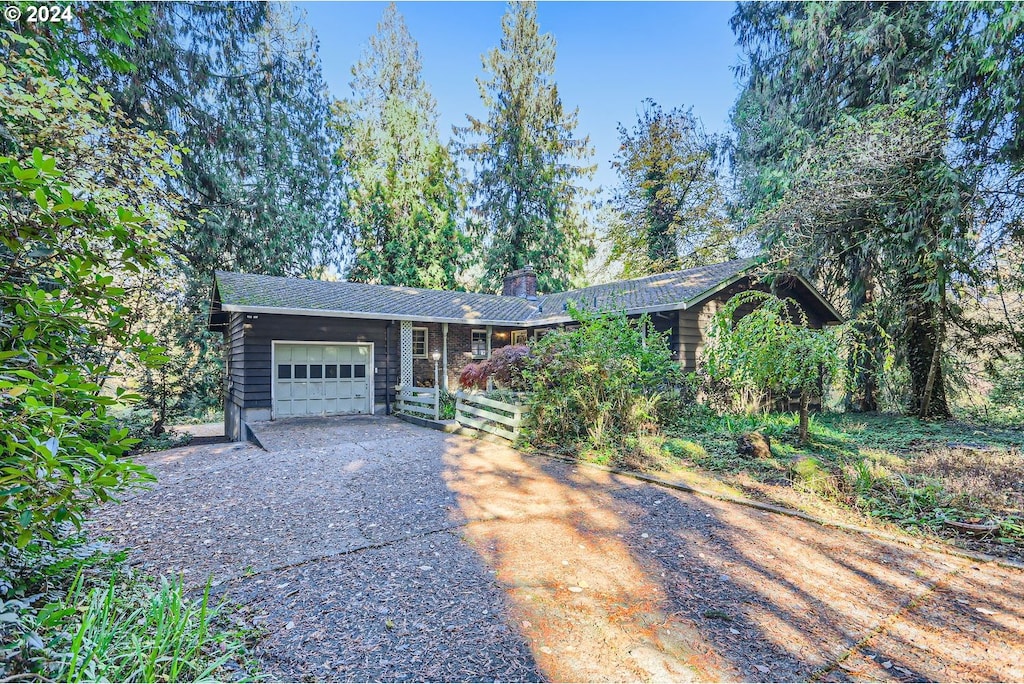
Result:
[83, 1, 339, 419]
[457, 1, 595, 293]
[333, 3, 469, 289]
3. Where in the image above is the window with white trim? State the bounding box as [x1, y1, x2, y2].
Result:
[511, 329, 527, 346]
[471, 329, 487, 358]
[412, 327, 428, 358]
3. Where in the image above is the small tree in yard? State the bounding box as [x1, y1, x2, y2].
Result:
[703, 292, 843, 443]
[458, 344, 532, 391]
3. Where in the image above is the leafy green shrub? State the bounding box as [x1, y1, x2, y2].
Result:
[789, 456, 840, 497]
[1, 28, 184, 549]
[115, 409, 191, 454]
[522, 306, 681, 466]
[439, 390, 456, 420]
[1, 149, 168, 548]
[960, 356, 1024, 426]
[620, 434, 671, 472]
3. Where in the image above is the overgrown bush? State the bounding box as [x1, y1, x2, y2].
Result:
[702, 291, 883, 442]
[439, 390, 456, 420]
[1, 148, 166, 548]
[963, 356, 1024, 426]
[115, 409, 192, 454]
[662, 437, 707, 460]
[522, 307, 681, 465]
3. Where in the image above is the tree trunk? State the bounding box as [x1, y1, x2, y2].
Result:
[846, 254, 879, 412]
[905, 289, 950, 419]
[798, 390, 810, 443]
[919, 281, 946, 419]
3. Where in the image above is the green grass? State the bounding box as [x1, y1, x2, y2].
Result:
[53, 574, 243, 682]
[2, 535, 254, 682]
[663, 409, 1024, 550]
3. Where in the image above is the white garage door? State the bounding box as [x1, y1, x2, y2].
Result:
[273, 343, 372, 418]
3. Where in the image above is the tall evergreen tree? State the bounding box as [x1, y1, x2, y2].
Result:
[94, 2, 338, 281]
[457, 1, 595, 293]
[730, 2, 974, 417]
[333, 3, 469, 289]
[82, 1, 339, 419]
[606, 99, 734, 277]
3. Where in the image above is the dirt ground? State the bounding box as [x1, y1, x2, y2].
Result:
[89, 415, 1024, 682]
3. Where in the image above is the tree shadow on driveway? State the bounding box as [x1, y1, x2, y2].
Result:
[90, 418, 1022, 682]
[440, 435, 1024, 682]
[91, 417, 542, 682]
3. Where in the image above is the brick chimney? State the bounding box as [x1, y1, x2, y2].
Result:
[502, 265, 538, 299]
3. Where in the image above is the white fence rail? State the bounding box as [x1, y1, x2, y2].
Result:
[455, 391, 530, 441]
[395, 386, 438, 420]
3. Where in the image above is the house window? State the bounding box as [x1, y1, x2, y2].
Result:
[471, 329, 487, 358]
[412, 327, 428, 358]
[511, 329, 527, 346]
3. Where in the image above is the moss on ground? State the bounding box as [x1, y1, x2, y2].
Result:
[661, 410, 1024, 557]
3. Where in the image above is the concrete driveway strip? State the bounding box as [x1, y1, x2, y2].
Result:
[90, 416, 1024, 682]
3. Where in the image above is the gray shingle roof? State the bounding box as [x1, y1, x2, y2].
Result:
[532, 258, 753, 323]
[214, 258, 755, 326]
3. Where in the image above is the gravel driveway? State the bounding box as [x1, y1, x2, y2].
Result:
[90, 415, 1024, 682]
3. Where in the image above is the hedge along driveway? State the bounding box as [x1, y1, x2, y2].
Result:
[89, 415, 1024, 682]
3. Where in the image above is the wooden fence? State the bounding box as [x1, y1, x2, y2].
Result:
[454, 391, 530, 441]
[395, 386, 438, 420]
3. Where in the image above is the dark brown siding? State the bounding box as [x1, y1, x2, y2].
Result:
[227, 312, 245, 409]
[239, 313, 399, 410]
[644, 312, 679, 362]
[677, 277, 834, 373]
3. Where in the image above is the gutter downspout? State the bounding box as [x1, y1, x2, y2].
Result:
[442, 323, 449, 391]
[385, 320, 393, 414]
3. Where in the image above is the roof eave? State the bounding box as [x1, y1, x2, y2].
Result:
[222, 298, 703, 328]
[218, 303, 534, 327]
[791, 273, 845, 323]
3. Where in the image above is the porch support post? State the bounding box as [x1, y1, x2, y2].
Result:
[486, 325, 492, 357]
[400, 320, 413, 387]
[442, 323, 449, 391]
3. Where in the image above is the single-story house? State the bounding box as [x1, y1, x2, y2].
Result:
[208, 258, 841, 441]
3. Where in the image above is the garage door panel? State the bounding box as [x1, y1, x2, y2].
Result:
[273, 343, 371, 419]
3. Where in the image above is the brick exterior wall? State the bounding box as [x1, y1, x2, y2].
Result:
[411, 323, 494, 389]
[501, 267, 538, 298]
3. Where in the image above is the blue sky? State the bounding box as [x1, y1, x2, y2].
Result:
[298, 1, 743, 196]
